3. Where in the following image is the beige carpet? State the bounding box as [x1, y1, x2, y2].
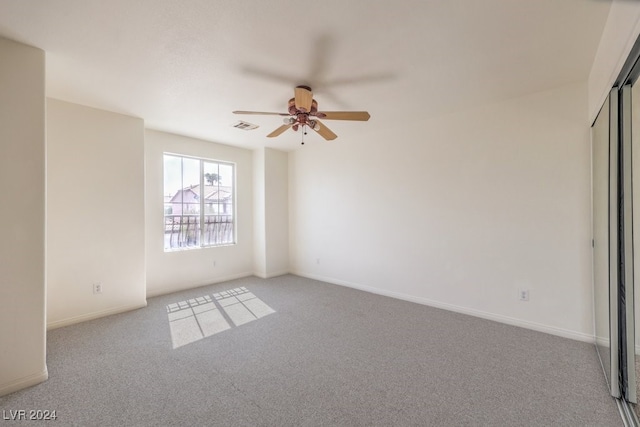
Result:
[0, 275, 622, 426]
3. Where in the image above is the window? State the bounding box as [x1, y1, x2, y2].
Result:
[163, 154, 235, 251]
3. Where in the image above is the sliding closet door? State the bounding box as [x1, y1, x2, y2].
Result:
[622, 84, 637, 405]
[631, 80, 640, 413]
[593, 90, 620, 398]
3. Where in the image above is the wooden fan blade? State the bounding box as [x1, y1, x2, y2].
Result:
[313, 120, 337, 141]
[294, 86, 313, 112]
[267, 124, 292, 138]
[317, 111, 370, 121]
[233, 110, 290, 116]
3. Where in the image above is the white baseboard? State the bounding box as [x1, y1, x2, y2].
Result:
[595, 337, 610, 348]
[0, 368, 48, 397]
[146, 271, 254, 298]
[255, 270, 290, 279]
[292, 271, 595, 344]
[47, 302, 148, 330]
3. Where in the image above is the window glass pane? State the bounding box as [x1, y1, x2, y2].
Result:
[164, 155, 182, 250]
[218, 163, 234, 244]
[181, 158, 200, 213]
[180, 158, 201, 248]
[164, 154, 235, 251]
[219, 163, 233, 190]
[219, 163, 233, 216]
[164, 155, 182, 201]
[202, 161, 234, 246]
[203, 161, 219, 216]
[204, 162, 220, 186]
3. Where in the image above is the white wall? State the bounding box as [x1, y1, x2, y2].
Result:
[264, 148, 289, 277]
[47, 99, 146, 328]
[290, 81, 593, 341]
[254, 148, 289, 278]
[145, 129, 253, 296]
[253, 148, 267, 276]
[589, 0, 640, 123]
[0, 37, 47, 396]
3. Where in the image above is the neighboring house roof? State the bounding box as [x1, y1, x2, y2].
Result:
[205, 188, 231, 202]
[169, 185, 232, 203]
[169, 188, 198, 204]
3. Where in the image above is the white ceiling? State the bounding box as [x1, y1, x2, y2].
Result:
[0, 0, 611, 151]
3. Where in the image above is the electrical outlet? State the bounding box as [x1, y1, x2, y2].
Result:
[518, 289, 529, 301]
[316, 258, 320, 265]
[213, 260, 217, 267]
[93, 282, 103, 294]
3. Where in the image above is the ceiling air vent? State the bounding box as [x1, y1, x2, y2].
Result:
[232, 120, 259, 131]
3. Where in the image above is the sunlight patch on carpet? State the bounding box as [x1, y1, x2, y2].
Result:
[167, 287, 275, 349]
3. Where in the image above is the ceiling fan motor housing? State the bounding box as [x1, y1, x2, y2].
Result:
[288, 98, 318, 115]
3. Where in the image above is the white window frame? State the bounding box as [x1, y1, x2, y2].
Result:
[163, 153, 236, 251]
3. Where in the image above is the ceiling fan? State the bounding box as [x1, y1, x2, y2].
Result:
[233, 86, 370, 143]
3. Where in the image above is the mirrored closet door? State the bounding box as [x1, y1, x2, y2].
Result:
[592, 91, 619, 398]
[592, 38, 640, 425]
[631, 76, 640, 418]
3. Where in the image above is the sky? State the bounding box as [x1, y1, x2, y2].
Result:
[163, 154, 234, 196]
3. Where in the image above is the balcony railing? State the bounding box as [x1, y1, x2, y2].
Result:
[164, 214, 234, 249]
